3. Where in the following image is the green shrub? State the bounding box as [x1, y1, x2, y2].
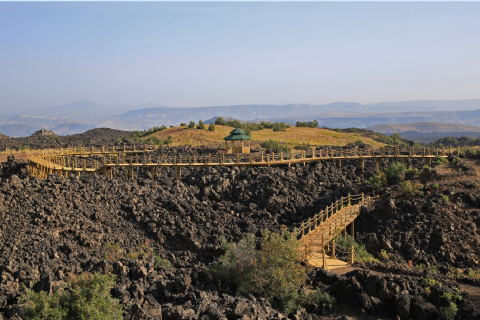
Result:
[399, 180, 424, 198]
[20, 273, 124, 320]
[439, 290, 463, 320]
[261, 140, 290, 153]
[295, 120, 318, 128]
[153, 253, 173, 270]
[214, 117, 225, 125]
[421, 277, 441, 288]
[379, 249, 389, 260]
[436, 155, 448, 165]
[180, 123, 187, 127]
[188, 121, 195, 129]
[444, 195, 450, 201]
[144, 136, 162, 145]
[197, 120, 205, 130]
[208, 123, 215, 132]
[211, 227, 314, 312]
[366, 172, 387, 188]
[164, 136, 173, 145]
[294, 143, 312, 151]
[334, 235, 378, 263]
[405, 167, 419, 180]
[432, 184, 440, 189]
[384, 162, 406, 185]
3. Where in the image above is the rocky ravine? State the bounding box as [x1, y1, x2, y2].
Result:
[0, 151, 479, 319]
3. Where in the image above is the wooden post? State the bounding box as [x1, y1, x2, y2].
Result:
[351, 220, 354, 239]
[348, 193, 351, 206]
[322, 248, 327, 269]
[350, 246, 354, 265]
[332, 240, 336, 259]
[359, 158, 365, 172]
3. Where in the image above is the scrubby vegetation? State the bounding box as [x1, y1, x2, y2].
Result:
[261, 140, 290, 153]
[197, 120, 205, 130]
[334, 235, 378, 263]
[211, 227, 333, 312]
[293, 142, 312, 150]
[214, 117, 288, 136]
[296, 120, 318, 128]
[399, 180, 424, 198]
[20, 273, 124, 320]
[131, 126, 167, 139]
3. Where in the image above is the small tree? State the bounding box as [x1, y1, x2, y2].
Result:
[188, 121, 195, 129]
[197, 120, 205, 130]
[215, 117, 225, 125]
[384, 162, 406, 185]
[211, 227, 316, 312]
[208, 123, 215, 132]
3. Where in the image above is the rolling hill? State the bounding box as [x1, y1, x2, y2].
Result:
[147, 125, 384, 148]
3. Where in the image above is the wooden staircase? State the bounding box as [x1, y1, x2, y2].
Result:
[293, 194, 377, 270]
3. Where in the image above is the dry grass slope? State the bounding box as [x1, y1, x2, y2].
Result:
[149, 126, 384, 148]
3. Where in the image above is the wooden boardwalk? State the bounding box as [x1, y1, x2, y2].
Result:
[294, 194, 377, 270]
[26, 145, 456, 180]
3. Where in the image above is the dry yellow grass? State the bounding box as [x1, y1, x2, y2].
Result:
[149, 125, 384, 148]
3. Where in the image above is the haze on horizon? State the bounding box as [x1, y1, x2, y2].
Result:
[1, 2, 479, 113]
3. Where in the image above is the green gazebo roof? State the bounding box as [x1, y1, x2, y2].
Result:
[223, 128, 251, 140]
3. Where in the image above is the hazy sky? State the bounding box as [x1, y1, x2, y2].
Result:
[1, 2, 479, 111]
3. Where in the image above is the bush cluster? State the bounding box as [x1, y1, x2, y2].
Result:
[261, 140, 290, 153]
[210, 227, 334, 312]
[399, 180, 424, 198]
[295, 120, 318, 128]
[20, 273, 124, 319]
[214, 117, 289, 136]
[334, 235, 378, 263]
[293, 143, 312, 150]
[131, 125, 167, 139]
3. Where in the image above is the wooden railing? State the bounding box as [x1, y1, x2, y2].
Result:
[293, 193, 377, 241]
[26, 145, 455, 180]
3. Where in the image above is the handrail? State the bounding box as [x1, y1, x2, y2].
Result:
[294, 193, 379, 240]
[26, 145, 454, 180]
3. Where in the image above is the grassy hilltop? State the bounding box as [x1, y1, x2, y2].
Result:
[147, 125, 384, 149]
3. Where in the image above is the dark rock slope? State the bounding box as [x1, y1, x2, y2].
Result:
[0, 151, 478, 319]
[0, 128, 132, 151]
[358, 181, 480, 271]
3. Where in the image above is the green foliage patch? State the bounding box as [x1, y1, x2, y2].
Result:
[20, 272, 124, 320]
[293, 142, 312, 150]
[334, 235, 378, 263]
[295, 120, 318, 128]
[211, 227, 333, 313]
[261, 140, 291, 153]
[399, 180, 424, 198]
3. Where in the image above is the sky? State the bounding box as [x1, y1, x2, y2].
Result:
[0, 2, 479, 112]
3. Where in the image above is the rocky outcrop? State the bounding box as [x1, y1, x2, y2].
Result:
[0, 148, 478, 319]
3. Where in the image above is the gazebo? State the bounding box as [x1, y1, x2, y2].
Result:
[223, 128, 251, 154]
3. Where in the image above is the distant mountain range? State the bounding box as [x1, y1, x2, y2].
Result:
[2, 99, 480, 137]
[366, 122, 480, 143]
